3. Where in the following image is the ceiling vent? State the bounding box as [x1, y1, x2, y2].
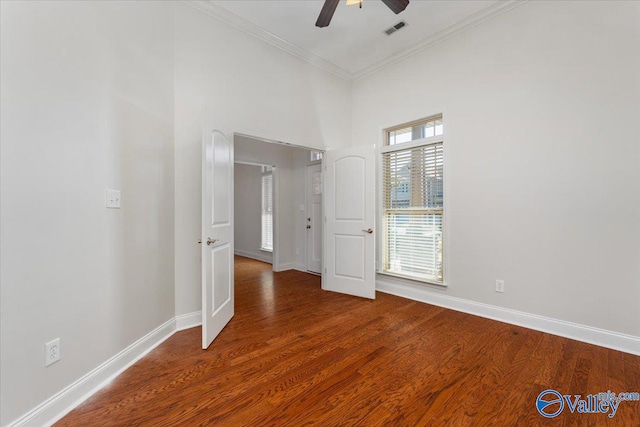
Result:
[384, 20, 407, 36]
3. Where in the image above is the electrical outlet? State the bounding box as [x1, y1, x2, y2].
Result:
[45, 338, 61, 367]
[495, 279, 505, 293]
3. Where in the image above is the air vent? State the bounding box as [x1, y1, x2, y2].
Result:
[384, 20, 407, 36]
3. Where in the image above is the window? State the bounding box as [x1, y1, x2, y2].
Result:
[382, 115, 444, 283]
[261, 166, 273, 252]
[387, 116, 443, 145]
[310, 150, 323, 162]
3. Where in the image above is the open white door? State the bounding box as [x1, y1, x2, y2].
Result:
[202, 128, 234, 349]
[323, 145, 376, 299]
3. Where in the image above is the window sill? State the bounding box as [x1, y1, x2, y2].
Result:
[260, 248, 273, 253]
[377, 271, 447, 288]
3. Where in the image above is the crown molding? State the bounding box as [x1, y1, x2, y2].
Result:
[352, 0, 528, 81]
[184, 0, 527, 83]
[183, 0, 354, 81]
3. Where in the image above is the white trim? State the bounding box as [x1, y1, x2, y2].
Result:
[235, 160, 275, 168]
[376, 277, 640, 356]
[235, 132, 325, 153]
[234, 249, 273, 264]
[273, 262, 295, 272]
[353, 1, 528, 80]
[294, 264, 322, 277]
[183, 1, 352, 81]
[381, 135, 444, 154]
[183, 1, 526, 83]
[176, 311, 202, 331]
[377, 271, 446, 288]
[8, 318, 177, 427]
[305, 162, 310, 274]
[272, 166, 280, 273]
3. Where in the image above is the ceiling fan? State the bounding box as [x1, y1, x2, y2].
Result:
[316, 0, 409, 28]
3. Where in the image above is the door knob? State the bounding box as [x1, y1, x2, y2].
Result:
[206, 238, 219, 245]
[362, 228, 373, 234]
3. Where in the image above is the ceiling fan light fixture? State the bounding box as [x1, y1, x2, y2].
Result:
[316, 0, 408, 28]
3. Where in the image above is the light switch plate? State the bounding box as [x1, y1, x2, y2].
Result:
[106, 189, 121, 208]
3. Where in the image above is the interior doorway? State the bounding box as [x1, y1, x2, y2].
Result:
[234, 162, 276, 266]
[233, 133, 323, 276]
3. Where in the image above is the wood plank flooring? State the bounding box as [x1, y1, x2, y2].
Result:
[57, 256, 640, 426]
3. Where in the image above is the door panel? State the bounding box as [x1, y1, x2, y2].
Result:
[334, 235, 365, 279]
[212, 141, 231, 225]
[323, 145, 376, 299]
[212, 244, 231, 312]
[334, 157, 365, 220]
[202, 128, 234, 349]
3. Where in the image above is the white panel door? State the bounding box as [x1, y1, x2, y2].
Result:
[202, 128, 234, 349]
[323, 145, 376, 299]
[306, 163, 322, 274]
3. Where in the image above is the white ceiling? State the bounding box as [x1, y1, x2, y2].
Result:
[210, 0, 507, 78]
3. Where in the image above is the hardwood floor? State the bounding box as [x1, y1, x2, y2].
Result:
[57, 256, 640, 426]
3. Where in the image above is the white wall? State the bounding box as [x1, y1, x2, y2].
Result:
[0, 1, 175, 425]
[174, 1, 352, 316]
[234, 163, 272, 264]
[353, 1, 640, 338]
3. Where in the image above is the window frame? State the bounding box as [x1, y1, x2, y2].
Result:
[379, 115, 446, 287]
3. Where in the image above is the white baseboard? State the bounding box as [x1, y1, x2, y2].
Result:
[293, 264, 322, 276]
[8, 318, 177, 427]
[234, 249, 272, 264]
[176, 311, 202, 331]
[274, 261, 295, 272]
[376, 278, 640, 356]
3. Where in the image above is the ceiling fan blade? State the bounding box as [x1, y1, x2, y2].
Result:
[381, 0, 409, 14]
[316, 0, 340, 28]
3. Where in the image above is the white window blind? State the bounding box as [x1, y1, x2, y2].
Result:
[383, 117, 444, 283]
[261, 172, 273, 252]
